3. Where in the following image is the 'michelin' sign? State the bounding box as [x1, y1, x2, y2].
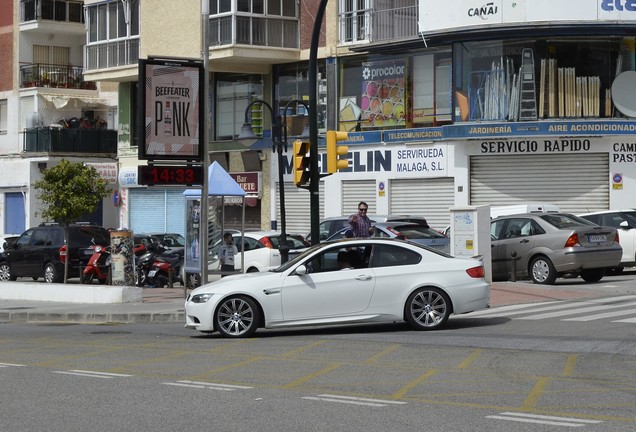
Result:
[138, 57, 205, 162]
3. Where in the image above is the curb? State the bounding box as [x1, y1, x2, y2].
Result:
[0, 311, 185, 324]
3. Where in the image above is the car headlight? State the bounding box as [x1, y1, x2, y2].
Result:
[190, 293, 214, 303]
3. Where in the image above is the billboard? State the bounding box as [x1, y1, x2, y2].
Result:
[138, 57, 205, 161]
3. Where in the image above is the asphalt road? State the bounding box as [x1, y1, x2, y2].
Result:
[2, 285, 636, 432]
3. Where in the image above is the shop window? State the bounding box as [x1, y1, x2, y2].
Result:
[453, 38, 623, 123]
[412, 54, 452, 126]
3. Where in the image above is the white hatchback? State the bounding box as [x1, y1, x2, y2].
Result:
[578, 209, 636, 269]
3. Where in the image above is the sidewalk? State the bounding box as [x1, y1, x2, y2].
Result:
[0, 281, 605, 325]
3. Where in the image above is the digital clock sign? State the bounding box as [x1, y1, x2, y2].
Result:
[138, 165, 204, 186]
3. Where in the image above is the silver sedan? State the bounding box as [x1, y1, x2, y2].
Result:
[491, 213, 622, 284]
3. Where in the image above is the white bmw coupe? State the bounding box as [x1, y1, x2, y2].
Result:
[185, 238, 490, 338]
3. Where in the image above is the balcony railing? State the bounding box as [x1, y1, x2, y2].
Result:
[84, 38, 140, 71]
[19, 63, 96, 89]
[339, 2, 417, 44]
[209, 15, 298, 48]
[21, 0, 84, 24]
[23, 128, 117, 154]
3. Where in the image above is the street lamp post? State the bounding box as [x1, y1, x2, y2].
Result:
[238, 99, 308, 263]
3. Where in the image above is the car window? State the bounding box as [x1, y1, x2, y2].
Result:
[623, 211, 636, 226]
[491, 219, 506, 240]
[372, 228, 390, 238]
[368, 244, 420, 268]
[234, 236, 260, 252]
[580, 214, 600, 224]
[305, 246, 365, 273]
[541, 213, 595, 229]
[16, 229, 34, 247]
[70, 226, 109, 247]
[31, 228, 50, 246]
[49, 228, 65, 246]
[503, 218, 532, 238]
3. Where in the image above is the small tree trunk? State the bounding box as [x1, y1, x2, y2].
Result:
[63, 224, 69, 284]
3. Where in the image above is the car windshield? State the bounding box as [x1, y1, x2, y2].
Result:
[541, 213, 596, 229]
[623, 211, 636, 225]
[272, 243, 323, 272]
[388, 225, 445, 239]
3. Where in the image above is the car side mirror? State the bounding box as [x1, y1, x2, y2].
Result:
[295, 264, 308, 275]
[620, 221, 630, 230]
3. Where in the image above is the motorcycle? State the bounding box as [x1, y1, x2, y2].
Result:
[147, 249, 184, 287]
[136, 241, 183, 287]
[82, 244, 111, 284]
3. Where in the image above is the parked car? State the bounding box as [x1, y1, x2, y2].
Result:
[0, 235, 19, 254]
[578, 209, 636, 271]
[308, 215, 430, 242]
[149, 232, 185, 253]
[328, 222, 450, 253]
[185, 238, 490, 337]
[0, 223, 110, 283]
[208, 231, 309, 273]
[490, 213, 622, 284]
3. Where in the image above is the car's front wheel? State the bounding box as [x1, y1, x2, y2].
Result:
[214, 296, 260, 338]
[0, 262, 13, 281]
[44, 263, 61, 283]
[404, 287, 450, 330]
[580, 268, 605, 283]
[529, 256, 557, 285]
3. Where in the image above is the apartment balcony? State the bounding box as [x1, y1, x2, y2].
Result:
[84, 38, 140, 72]
[19, 63, 96, 90]
[20, 0, 85, 35]
[23, 127, 117, 155]
[207, 14, 300, 67]
[340, 2, 418, 45]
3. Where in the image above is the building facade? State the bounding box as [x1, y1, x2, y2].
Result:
[0, 0, 119, 235]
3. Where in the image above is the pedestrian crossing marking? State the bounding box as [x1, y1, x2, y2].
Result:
[465, 295, 636, 323]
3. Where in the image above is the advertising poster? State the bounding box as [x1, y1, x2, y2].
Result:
[360, 59, 406, 129]
[139, 58, 204, 161]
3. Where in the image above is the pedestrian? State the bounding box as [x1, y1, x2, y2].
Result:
[348, 201, 373, 237]
[219, 232, 238, 276]
[337, 251, 353, 270]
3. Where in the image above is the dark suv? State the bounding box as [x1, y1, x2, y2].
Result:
[0, 223, 110, 283]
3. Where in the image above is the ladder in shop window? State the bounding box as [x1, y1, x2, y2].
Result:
[518, 48, 538, 121]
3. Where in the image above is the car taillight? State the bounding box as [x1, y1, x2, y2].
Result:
[466, 265, 485, 278]
[259, 237, 273, 248]
[59, 245, 67, 263]
[564, 233, 580, 248]
[614, 231, 620, 245]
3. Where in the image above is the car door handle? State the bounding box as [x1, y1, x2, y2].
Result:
[355, 275, 372, 281]
[520, 239, 529, 243]
[263, 288, 281, 295]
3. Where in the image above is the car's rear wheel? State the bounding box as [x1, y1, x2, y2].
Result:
[404, 287, 450, 330]
[580, 268, 605, 283]
[0, 262, 12, 281]
[44, 263, 61, 283]
[214, 296, 260, 338]
[530, 256, 557, 285]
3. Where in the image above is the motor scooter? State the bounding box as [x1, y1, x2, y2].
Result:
[82, 244, 111, 284]
[147, 249, 184, 287]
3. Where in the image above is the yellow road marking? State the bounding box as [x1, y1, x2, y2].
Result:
[282, 363, 342, 389]
[523, 376, 550, 408]
[366, 344, 402, 364]
[280, 340, 327, 359]
[392, 369, 438, 399]
[562, 354, 578, 377]
[457, 349, 482, 369]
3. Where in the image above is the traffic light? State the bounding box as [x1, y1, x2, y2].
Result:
[326, 130, 349, 174]
[292, 140, 310, 186]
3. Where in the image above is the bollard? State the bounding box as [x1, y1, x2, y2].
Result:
[510, 251, 517, 282]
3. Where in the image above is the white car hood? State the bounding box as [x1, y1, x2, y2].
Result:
[190, 270, 282, 296]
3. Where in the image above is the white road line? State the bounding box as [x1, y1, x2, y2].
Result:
[465, 296, 636, 318]
[465, 301, 566, 317]
[518, 299, 636, 320]
[487, 412, 602, 427]
[0, 362, 26, 367]
[162, 381, 253, 391]
[563, 308, 636, 321]
[613, 317, 636, 323]
[302, 394, 407, 407]
[53, 370, 132, 378]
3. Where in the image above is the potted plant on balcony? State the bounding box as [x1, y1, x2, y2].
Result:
[41, 72, 50, 87]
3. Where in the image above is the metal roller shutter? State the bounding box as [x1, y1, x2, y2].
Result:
[470, 154, 609, 213]
[129, 188, 186, 235]
[276, 182, 325, 234]
[342, 180, 377, 216]
[389, 178, 455, 231]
